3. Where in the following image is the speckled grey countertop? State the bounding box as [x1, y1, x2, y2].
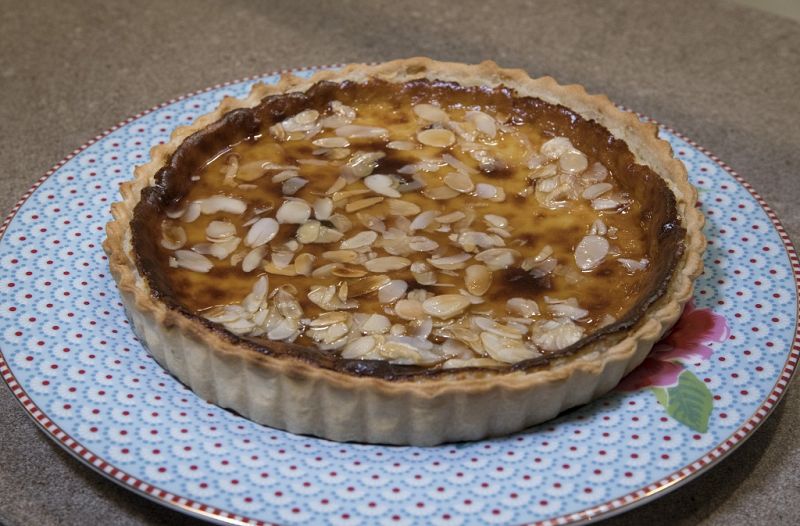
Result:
[1, 0, 798, 524]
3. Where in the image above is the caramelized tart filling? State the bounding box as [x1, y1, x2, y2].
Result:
[132, 79, 683, 376]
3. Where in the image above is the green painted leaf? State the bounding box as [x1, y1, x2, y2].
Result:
[665, 370, 713, 433]
[652, 387, 669, 408]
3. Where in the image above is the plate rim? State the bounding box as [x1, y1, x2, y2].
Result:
[0, 65, 797, 526]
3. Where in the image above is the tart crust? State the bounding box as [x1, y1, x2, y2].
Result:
[105, 58, 705, 445]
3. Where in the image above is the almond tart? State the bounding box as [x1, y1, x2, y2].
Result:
[105, 58, 705, 446]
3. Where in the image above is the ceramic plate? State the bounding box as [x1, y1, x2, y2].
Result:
[1, 66, 797, 526]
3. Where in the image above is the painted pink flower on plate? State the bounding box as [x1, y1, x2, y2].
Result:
[618, 300, 730, 391]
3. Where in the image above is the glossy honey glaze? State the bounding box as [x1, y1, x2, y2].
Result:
[131, 79, 683, 373]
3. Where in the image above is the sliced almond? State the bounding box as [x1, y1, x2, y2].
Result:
[378, 279, 408, 304]
[364, 256, 411, 273]
[421, 294, 471, 320]
[422, 186, 460, 200]
[417, 128, 456, 148]
[387, 199, 421, 216]
[296, 220, 321, 244]
[294, 253, 315, 276]
[413, 103, 449, 122]
[386, 140, 416, 151]
[312, 136, 350, 148]
[172, 250, 213, 273]
[464, 264, 492, 296]
[559, 151, 588, 173]
[428, 252, 471, 270]
[474, 248, 519, 270]
[348, 274, 391, 298]
[200, 196, 247, 215]
[276, 200, 312, 224]
[465, 110, 497, 138]
[443, 171, 475, 193]
[161, 224, 186, 250]
[340, 230, 378, 250]
[312, 197, 333, 220]
[322, 249, 360, 263]
[345, 196, 384, 213]
[574, 235, 609, 270]
[244, 217, 279, 247]
[241, 246, 267, 272]
[507, 297, 540, 318]
[435, 211, 466, 224]
[395, 299, 425, 320]
[331, 265, 368, 278]
[335, 124, 389, 140]
[342, 151, 385, 179]
[582, 182, 613, 200]
[364, 174, 401, 198]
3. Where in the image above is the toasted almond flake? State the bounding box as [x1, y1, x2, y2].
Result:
[161, 224, 186, 250]
[417, 128, 455, 148]
[241, 246, 266, 272]
[548, 302, 589, 319]
[342, 151, 385, 179]
[322, 249, 360, 263]
[443, 171, 475, 194]
[395, 299, 425, 320]
[410, 261, 437, 285]
[589, 219, 608, 236]
[311, 262, 339, 278]
[340, 230, 378, 250]
[474, 316, 526, 339]
[271, 169, 299, 183]
[335, 124, 389, 140]
[173, 250, 213, 272]
[263, 261, 298, 276]
[583, 162, 609, 183]
[281, 177, 308, 196]
[410, 210, 438, 231]
[422, 294, 471, 319]
[529, 163, 558, 181]
[386, 199, 421, 217]
[345, 196, 384, 213]
[480, 332, 536, 363]
[276, 200, 312, 224]
[364, 174, 401, 198]
[221, 154, 239, 186]
[466, 110, 497, 138]
[474, 248, 519, 270]
[574, 235, 609, 270]
[413, 103, 449, 122]
[507, 298, 540, 317]
[294, 253, 315, 275]
[271, 250, 295, 268]
[442, 152, 477, 175]
[591, 197, 622, 211]
[296, 220, 321, 244]
[348, 274, 391, 297]
[361, 314, 391, 334]
[312, 197, 333, 221]
[312, 136, 350, 148]
[465, 264, 492, 296]
[559, 151, 589, 173]
[194, 236, 241, 259]
[540, 137, 573, 160]
[332, 265, 368, 278]
[316, 225, 345, 243]
[378, 279, 407, 303]
[618, 257, 649, 271]
[243, 217, 279, 247]
[325, 177, 347, 195]
[428, 252, 471, 270]
[582, 182, 613, 200]
[408, 236, 439, 252]
[341, 335, 379, 359]
[532, 318, 584, 351]
[332, 189, 371, 203]
[422, 186, 460, 200]
[364, 256, 411, 273]
[484, 214, 509, 229]
[435, 210, 466, 224]
[386, 140, 416, 151]
[474, 183, 499, 200]
[308, 312, 350, 329]
[200, 195, 247, 215]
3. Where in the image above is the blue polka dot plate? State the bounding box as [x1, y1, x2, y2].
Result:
[1, 66, 797, 525]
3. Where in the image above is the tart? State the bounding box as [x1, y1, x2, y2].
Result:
[105, 58, 704, 446]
